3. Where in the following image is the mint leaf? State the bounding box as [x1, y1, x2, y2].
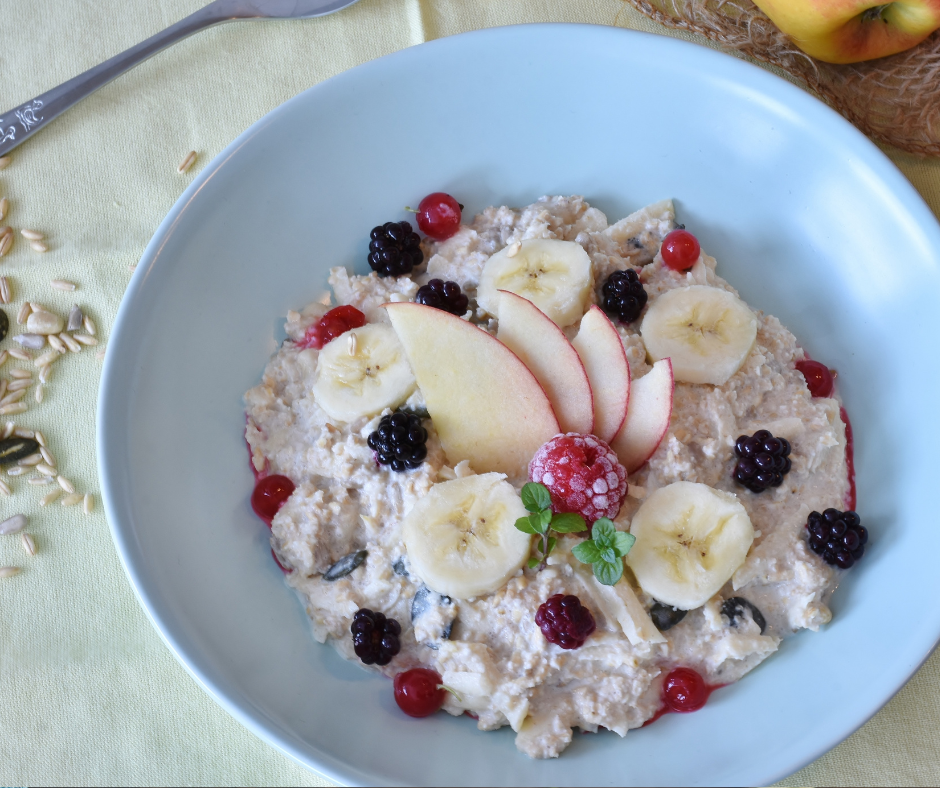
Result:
[521, 482, 551, 513]
[539, 509, 553, 529]
[514, 515, 540, 535]
[551, 513, 587, 533]
[594, 559, 624, 586]
[600, 546, 617, 564]
[591, 518, 616, 547]
[527, 556, 540, 569]
[572, 540, 603, 564]
[612, 531, 636, 557]
[545, 536, 557, 556]
[530, 512, 549, 535]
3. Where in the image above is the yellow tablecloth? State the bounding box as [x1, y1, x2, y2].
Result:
[0, 1, 937, 785]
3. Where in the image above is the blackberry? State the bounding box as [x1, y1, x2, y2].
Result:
[368, 221, 423, 277]
[535, 594, 596, 650]
[351, 608, 402, 666]
[368, 412, 429, 471]
[733, 429, 791, 493]
[415, 279, 469, 316]
[602, 269, 648, 324]
[806, 508, 867, 569]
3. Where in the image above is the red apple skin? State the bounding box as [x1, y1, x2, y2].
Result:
[611, 359, 674, 474]
[753, 0, 940, 63]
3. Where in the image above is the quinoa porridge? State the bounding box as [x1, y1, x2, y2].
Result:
[244, 195, 861, 759]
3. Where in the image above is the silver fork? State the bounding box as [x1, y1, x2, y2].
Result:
[0, 0, 360, 156]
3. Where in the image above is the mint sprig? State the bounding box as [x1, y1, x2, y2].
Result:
[514, 482, 587, 569]
[571, 518, 636, 586]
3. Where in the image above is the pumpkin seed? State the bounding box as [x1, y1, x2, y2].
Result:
[0, 437, 40, 465]
[323, 549, 367, 581]
[13, 333, 44, 350]
[66, 304, 83, 331]
[0, 514, 27, 535]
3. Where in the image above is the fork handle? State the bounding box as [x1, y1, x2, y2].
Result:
[0, 2, 232, 157]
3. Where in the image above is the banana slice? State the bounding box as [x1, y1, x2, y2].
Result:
[311, 323, 416, 422]
[625, 481, 754, 610]
[402, 473, 531, 599]
[477, 239, 593, 328]
[640, 285, 757, 385]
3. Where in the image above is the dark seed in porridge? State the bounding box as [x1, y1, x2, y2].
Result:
[415, 278, 469, 316]
[648, 601, 687, 632]
[721, 597, 767, 634]
[324, 549, 368, 581]
[368, 221, 423, 277]
[535, 594, 596, 650]
[368, 412, 429, 471]
[351, 608, 402, 666]
[733, 430, 791, 493]
[806, 509, 866, 568]
[602, 269, 648, 324]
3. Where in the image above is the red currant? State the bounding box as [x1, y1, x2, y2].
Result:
[393, 668, 446, 717]
[795, 359, 834, 398]
[416, 193, 462, 241]
[251, 474, 295, 525]
[661, 229, 701, 271]
[300, 305, 366, 350]
[662, 667, 708, 712]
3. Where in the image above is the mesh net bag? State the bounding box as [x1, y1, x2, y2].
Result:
[625, 0, 940, 156]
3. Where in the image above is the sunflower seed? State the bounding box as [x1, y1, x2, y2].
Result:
[0, 156, 10, 170]
[66, 304, 83, 331]
[83, 314, 96, 336]
[0, 479, 10, 495]
[9, 369, 31, 379]
[74, 334, 97, 346]
[0, 230, 13, 257]
[61, 492, 83, 506]
[0, 438, 38, 463]
[6, 465, 24, 475]
[17, 453, 42, 466]
[30, 241, 48, 253]
[34, 385, 43, 404]
[39, 447, 55, 467]
[21, 533, 36, 556]
[28, 476, 52, 485]
[0, 198, 8, 222]
[16, 303, 31, 324]
[0, 513, 27, 535]
[7, 379, 31, 392]
[40, 488, 61, 506]
[506, 241, 522, 258]
[0, 390, 26, 406]
[51, 279, 76, 292]
[20, 229, 43, 241]
[60, 333, 81, 353]
[0, 403, 26, 415]
[83, 493, 94, 514]
[0, 276, 11, 304]
[7, 348, 30, 361]
[47, 335, 66, 353]
[178, 150, 197, 173]
[57, 476, 75, 494]
[35, 463, 55, 476]
[0, 566, 20, 579]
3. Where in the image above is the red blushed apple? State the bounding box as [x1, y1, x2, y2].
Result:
[753, 0, 940, 63]
[385, 302, 560, 483]
[496, 290, 594, 435]
[611, 359, 674, 474]
[571, 306, 631, 443]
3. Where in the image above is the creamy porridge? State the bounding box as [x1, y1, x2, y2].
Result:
[244, 195, 861, 759]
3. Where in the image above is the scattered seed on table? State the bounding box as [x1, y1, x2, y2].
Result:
[0, 380, 8, 402]
[0, 276, 11, 304]
[57, 476, 75, 494]
[83, 493, 94, 514]
[0, 566, 20, 579]
[177, 150, 197, 173]
[12, 428, 33, 439]
[38, 366, 52, 384]
[20, 229, 43, 241]
[34, 431, 45, 447]
[7, 379, 31, 392]
[61, 492, 83, 506]
[1, 423, 14, 439]
[13, 334, 44, 350]
[0, 479, 10, 495]
[0, 198, 8, 223]
[67, 305, 83, 331]
[10, 369, 31, 380]
[47, 335, 65, 353]
[27, 476, 52, 485]
[83, 315, 96, 336]
[39, 447, 55, 467]
[0, 513, 27, 535]
[21, 533, 36, 556]
[16, 303, 30, 325]
[74, 334, 98, 346]
[0, 230, 13, 258]
[0, 390, 26, 406]
[17, 453, 42, 466]
[51, 279, 75, 291]
[7, 348, 29, 361]
[0, 403, 27, 415]
[59, 333, 80, 353]
[35, 462, 55, 477]
[0, 156, 11, 170]
[127, 264, 137, 272]
[29, 241, 48, 253]
[95, 348, 106, 361]
[6, 465, 24, 476]
[34, 351, 58, 368]
[34, 385, 43, 404]
[40, 488, 61, 506]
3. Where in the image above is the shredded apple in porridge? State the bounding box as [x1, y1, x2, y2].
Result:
[244, 194, 864, 758]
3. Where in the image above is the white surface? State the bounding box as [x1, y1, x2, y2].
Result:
[98, 24, 940, 787]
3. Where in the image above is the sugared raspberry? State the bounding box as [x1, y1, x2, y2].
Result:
[535, 594, 596, 649]
[528, 433, 628, 524]
[299, 305, 366, 350]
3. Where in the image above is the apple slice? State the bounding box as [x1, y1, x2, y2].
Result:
[611, 358, 674, 473]
[385, 302, 560, 482]
[571, 305, 630, 443]
[496, 290, 593, 435]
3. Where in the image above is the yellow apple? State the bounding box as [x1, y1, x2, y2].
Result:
[753, 0, 940, 63]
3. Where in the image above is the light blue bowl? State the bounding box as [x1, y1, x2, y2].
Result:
[98, 24, 940, 786]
